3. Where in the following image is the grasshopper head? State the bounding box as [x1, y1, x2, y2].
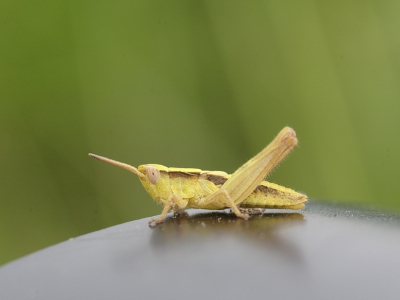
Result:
[137, 164, 169, 203]
[138, 165, 164, 185]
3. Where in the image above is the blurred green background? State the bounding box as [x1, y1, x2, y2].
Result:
[1, 1, 399, 266]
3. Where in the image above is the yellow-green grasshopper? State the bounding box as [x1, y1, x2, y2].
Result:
[89, 127, 307, 226]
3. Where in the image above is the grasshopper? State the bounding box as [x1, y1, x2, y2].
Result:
[89, 127, 307, 226]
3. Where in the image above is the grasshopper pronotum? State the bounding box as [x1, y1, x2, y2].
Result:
[89, 127, 307, 226]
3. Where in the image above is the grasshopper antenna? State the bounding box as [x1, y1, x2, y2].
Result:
[88, 153, 146, 180]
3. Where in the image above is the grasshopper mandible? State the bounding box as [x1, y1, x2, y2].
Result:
[89, 127, 307, 226]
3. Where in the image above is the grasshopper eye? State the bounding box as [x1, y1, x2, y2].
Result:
[145, 166, 160, 185]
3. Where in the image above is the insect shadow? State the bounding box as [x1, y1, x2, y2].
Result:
[150, 209, 306, 263]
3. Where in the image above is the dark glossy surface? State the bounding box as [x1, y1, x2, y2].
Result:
[1, 201, 400, 300]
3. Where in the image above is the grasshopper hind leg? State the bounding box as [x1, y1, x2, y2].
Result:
[198, 188, 250, 220]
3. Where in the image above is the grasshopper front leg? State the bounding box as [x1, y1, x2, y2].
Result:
[149, 194, 188, 226]
[198, 127, 298, 220]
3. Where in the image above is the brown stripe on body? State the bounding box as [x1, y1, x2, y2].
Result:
[204, 174, 228, 186]
[159, 170, 169, 177]
[240, 181, 307, 209]
[167, 170, 201, 179]
[256, 185, 279, 197]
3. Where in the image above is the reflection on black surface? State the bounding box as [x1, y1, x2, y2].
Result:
[150, 210, 305, 263]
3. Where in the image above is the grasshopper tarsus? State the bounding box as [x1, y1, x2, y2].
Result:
[148, 217, 165, 227]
